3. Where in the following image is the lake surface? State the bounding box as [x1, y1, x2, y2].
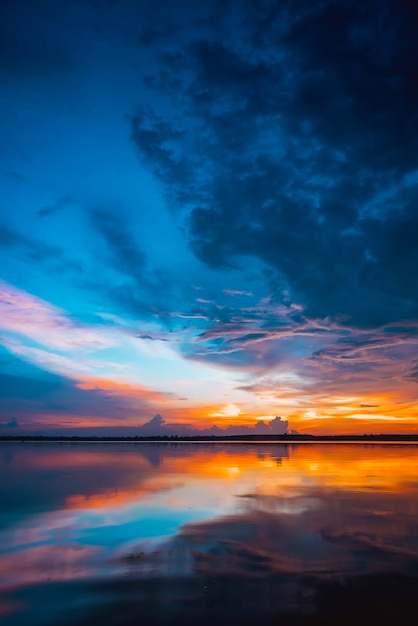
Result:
[1, 442, 418, 625]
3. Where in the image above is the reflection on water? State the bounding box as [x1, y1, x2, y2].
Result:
[1, 442, 418, 624]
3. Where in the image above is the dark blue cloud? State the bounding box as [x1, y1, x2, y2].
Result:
[131, 0, 418, 328]
[0, 222, 87, 289]
[88, 208, 187, 323]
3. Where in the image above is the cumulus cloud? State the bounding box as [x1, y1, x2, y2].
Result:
[138, 413, 288, 436]
[2, 416, 19, 428]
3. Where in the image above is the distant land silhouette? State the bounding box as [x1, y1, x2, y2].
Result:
[1, 434, 418, 442]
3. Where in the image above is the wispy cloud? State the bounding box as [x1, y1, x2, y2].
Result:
[0, 279, 114, 352]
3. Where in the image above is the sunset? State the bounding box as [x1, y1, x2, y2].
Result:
[1, 1, 418, 624]
[1, 0, 418, 437]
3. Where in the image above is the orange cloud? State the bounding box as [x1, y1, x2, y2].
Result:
[76, 377, 173, 402]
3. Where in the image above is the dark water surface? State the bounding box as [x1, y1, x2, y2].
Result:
[1, 442, 418, 625]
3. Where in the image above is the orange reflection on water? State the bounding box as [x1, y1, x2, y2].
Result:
[61, 447, 274, 512]
[158, 443, 418, 492]
[3, 443, 418, 523]
[279, 444, 418, 492]
[2, 441, 418, 622]
[50, 443, 418, 514]
[65, 476, 183, 510]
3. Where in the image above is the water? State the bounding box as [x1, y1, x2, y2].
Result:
[1, 442, 418, 625]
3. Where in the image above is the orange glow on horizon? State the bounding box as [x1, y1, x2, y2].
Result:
[13, 377, 418, 435]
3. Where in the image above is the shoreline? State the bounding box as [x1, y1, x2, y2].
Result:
[1, 434, 418, 443]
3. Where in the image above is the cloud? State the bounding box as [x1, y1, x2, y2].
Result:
[0, 416, 19, 429]
[0, 279, 114, 353]
[88, 208, 184, 322]
[37, 194, 73, 218]
[0, 224, 62, 264]
[0, 225, 20, 247]
[138, 413, 288, 436]
[131, 0, 418, 328]
[0, 352, 176, 431]
[139, 413, 166, 434]
[135, 334, 172, 346]
[0, 281, 180, 426]
[223, 289, 254, 297]
[90, 209, 147, 280]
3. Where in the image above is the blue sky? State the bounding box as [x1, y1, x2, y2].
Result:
[1, 0, 418, 435]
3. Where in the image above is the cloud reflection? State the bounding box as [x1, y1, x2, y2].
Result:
[1, 443, 418, 625]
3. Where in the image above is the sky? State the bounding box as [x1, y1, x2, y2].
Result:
[1, 0, 418, 435]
